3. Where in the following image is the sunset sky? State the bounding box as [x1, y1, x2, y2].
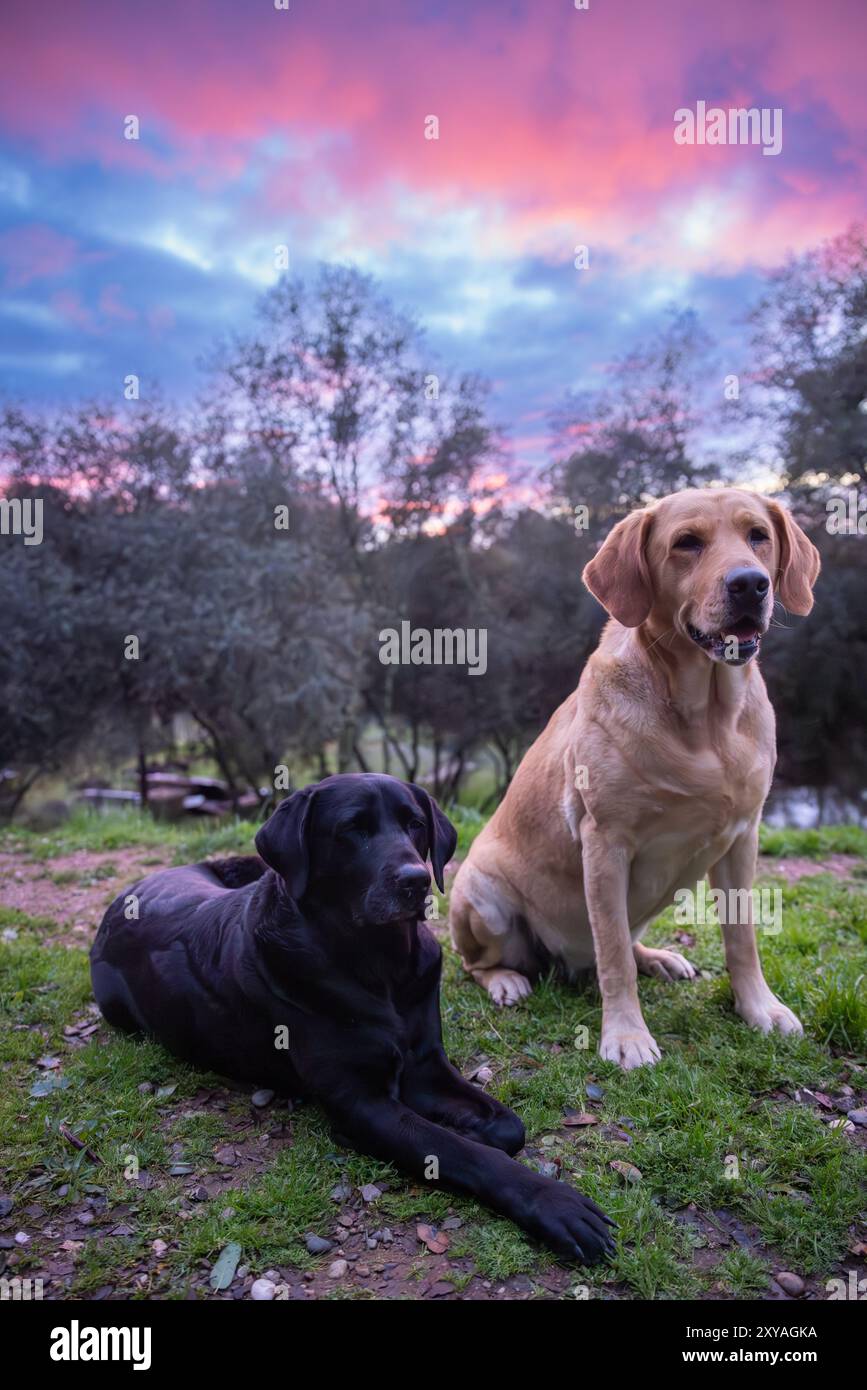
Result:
[1, 0, 865, 470]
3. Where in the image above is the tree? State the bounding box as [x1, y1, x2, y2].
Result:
[745, 224, 867, 497]
[209, 264, 500, 553]
[548, 311, 711, 529]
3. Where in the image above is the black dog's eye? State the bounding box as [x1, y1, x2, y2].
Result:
[673, 533, 703, 552]
[749, 527, 770, 545]
[408, 818, 426, 834]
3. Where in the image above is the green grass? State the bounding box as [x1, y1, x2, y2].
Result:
[758, 823, 867, 859]
[1, 816, 865, 1300]
[0, 805, 255, 864]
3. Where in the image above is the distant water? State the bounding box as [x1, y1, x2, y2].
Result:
[764, 786, 867, 828]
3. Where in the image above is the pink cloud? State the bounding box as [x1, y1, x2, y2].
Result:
[0, 0, 864, 271]
[98, 282, 137, 322]
[0, 224, 81, 288]
[50, 288, 96, 332]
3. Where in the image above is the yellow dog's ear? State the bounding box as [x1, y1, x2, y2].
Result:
[765, 500, 821, 616]
[582, 507, 654, 627]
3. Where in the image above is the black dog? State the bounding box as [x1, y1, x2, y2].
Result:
[90, 773, 614, 1263]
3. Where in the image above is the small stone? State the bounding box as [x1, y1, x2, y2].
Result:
[329, 1181, 352, 1202]
[328, 1259, 348, 1279]
[263, 1268, 280, 1282]
[366, 1238, 378, 1250]
[356, 1263, 370, 1277]
[191, 1186, 209, 1202]
[14, 1231, 29, 1244]
[151, 1239, 168, 1257]
[251, 1089, 275, 1108]
[360, 1184, 381, 1203]
[250, 1278, 276, 1300]
[0, 1197, 13, 1218]
[474, 1066, 494, 1085]
[220, 1207, 235, 1221]
[774, 1271, 805, 1297]
[585, 1083, 604, 1101]
[305, 1234, 332, 1255]
[138, 1082, 154, 1094]
[846, 1107, 867, 1126]
[381, 1228, 393, 1244]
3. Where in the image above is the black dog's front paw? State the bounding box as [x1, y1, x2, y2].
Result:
[457, 1102, 525, 1155]
[518, 1179, 616, 1265]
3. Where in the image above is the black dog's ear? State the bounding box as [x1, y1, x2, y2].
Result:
[409, 784, 458, 893]
[255, 787, 316, 899]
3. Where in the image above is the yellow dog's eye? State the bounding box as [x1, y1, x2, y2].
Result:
[749, 527, 770, 545]
[673, 533, 703, 551]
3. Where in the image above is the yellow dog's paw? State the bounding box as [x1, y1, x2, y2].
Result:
[736, 992, 803, 1037]
[637, 946, 697, 982]
[599, 1026, 661, 1070]
[484, 968, 533, 1007]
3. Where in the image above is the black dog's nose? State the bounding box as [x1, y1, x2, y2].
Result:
[396, 864, 431, 897]
[725, 567, 769, 606]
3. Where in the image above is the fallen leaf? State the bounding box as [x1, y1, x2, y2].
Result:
[416, 1223, 449, 1254]
[29, 1075, 70, 1098]
[107, 1223, 135, 1238]
[210, 1241, 242, 1290]
[804, 1089, 834, 1110]
[563, 1112, 598, 1127]
[610, 1160, 642, 1184]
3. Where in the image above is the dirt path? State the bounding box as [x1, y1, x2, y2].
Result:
[0, 849, 174, 946]
[1, 848, 860, 950]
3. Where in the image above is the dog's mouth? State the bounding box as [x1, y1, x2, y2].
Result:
[357, 894, 429, 928]
[687, 615, 764, 665]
